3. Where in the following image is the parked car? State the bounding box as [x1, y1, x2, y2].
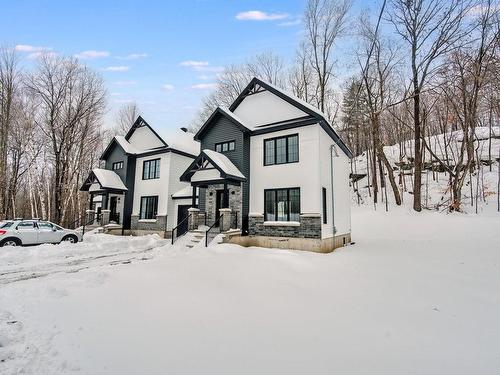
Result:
[0, 220, 82, 247]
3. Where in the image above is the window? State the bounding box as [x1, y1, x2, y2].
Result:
[263, 134, 299, 165]
[215, 141, 235, 153]
[0, 221, 13, 228]
[16, 221, 35, 230]
[264, 188, 300, 222]
[112, 161, 123, 170]
[140, 196, 158, 219]
[37, 222, 53, 230]
[143, 159, 160, 180]
[322, 187, 327, 224]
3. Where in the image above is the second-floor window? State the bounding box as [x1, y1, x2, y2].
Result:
[143, 158, 160, 180]
[215, 141, 235, 153]
[264, 134, 299, 166]
[112, 161, 123, 170]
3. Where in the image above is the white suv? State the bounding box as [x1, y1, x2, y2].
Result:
[0, 220, 82, 247]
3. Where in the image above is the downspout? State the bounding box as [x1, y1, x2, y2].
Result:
[330, 144, 339, 236]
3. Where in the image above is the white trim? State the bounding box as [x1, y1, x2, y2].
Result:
[138, 219, 157, 223]
[263, 221, 300, 227]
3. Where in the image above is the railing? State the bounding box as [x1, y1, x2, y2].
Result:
[171, 214, 191, 245]
[205, 214, 223, 247]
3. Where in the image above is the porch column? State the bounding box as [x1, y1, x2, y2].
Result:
[191, 185, 197, 208]
[223, 182, 229, 208]
[101, 209, 110, 226]
[89, 193, 94, 210]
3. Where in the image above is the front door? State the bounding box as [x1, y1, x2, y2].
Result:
[110, 196, 118, 223]
[176, 205, 190, 236]
[215, 190, 224, 226]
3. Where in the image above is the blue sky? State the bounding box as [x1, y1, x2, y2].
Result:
[1, 0, 379, 133]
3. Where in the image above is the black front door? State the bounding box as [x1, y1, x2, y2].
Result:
[110, 196, 119, 223]
[215, 190, 224, 226]
[176, 205, 190, 236]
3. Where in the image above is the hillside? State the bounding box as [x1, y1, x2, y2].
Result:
[351, 127, 500, 214]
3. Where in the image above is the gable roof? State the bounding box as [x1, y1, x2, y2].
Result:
[80, 168, 127, 192]
[124, 116, 167, 147]
[195, 77, 353, 158]
[194, 107, 250, 141]
[180, 149, 246, 183]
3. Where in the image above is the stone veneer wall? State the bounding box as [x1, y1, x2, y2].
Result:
[249, 214, 321, 239]
[131, 215, 167, 232]
[205, 184, 242, 228]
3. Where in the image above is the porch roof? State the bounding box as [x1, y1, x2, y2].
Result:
[180, 149, 246, 185]
[80, 168, 128, 193]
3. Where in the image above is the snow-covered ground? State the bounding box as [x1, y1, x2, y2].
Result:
[1, 206, 499, 374]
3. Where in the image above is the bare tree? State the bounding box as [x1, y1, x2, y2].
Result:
[114, 102, 140, 135]
[25, 54, 106, 224]
[388, 0, 471, 211]
[0, 47, 20, 219]
[303, 0, 352, 112]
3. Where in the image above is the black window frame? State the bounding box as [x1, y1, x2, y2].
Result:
[112, 161, 124, 170]
[139, 196, 158, 220]
[215, 140, 235, 153]
[322, 187, 327, 224]
[263, 134, 299, 166]
[264, 188, 301, 222]
[142, 158, 161, 180]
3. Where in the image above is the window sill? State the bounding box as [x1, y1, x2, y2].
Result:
[138, 219, 157, 223]
[263, 221, 300, 227]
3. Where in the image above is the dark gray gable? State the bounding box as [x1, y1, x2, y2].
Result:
[194, 107, 250, 142]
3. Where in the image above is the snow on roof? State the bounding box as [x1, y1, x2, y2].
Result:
[93, 168, 127, 191]
[203, 149, 245, 179]
[115, 136, 141, 154]
[171, 185, 197, 198]
[218, 106, 252, 130]
[161, 129, 200, 156]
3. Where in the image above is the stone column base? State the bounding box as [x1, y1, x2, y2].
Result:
[101, 209, 110, 226]
[219, 208, 232, 232]
[188, 208, 200, 230]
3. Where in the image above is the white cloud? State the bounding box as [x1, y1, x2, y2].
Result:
[163, 84, 175, 91]
[278, 19, 301, 27]
[114, 80, 137, 86]
[110, 92, 122, 96]
[236, 10, 289, 21]
[74, 50, 110, 59]
[180, 60, 224, 72]
[15, 44, 51, 52]
[179, 60, 209, 67]
[191, 83, 218, 90]
[468, 4, 500, 16]
[117, 53, 148, 60]
[104, 66, 130, 72]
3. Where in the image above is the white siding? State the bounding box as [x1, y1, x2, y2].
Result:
[128, 126, 164, 150]
[166, 152, 196, 228]
[233, 90, 307, 128]
[133, 153, 171, 216]
[249, 124, 322, 215]
[249, 123, 351, 238]
[132, 151, 195, 229]
[318, 127, 351, 238]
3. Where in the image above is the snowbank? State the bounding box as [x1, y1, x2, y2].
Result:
[1, 207, 499, 374]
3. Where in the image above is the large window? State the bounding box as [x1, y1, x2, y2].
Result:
[215, 141, 235, 153]
[112, 161, 123, 170]
[264, 188, 300, 222]
[140, 196, 158, 219]
[143, 159, 160, 180]
[263, 134, 299, 165]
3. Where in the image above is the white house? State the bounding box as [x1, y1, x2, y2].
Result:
[80, 117, 199, 237]
[180, 77, 352, 252]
